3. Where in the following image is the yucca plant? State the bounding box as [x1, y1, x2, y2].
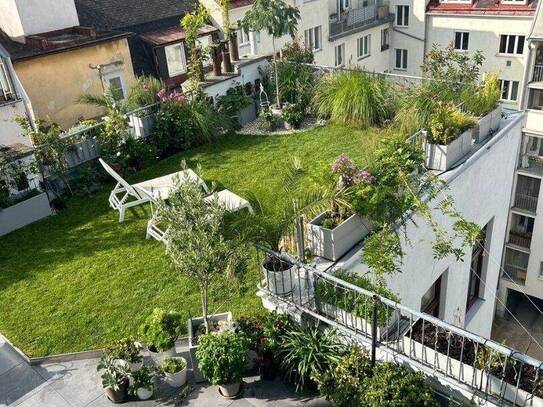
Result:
[279, 323, 345, 390]
[312, 68, 394, 128]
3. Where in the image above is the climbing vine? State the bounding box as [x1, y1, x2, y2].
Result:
[181, 5, 210, 94]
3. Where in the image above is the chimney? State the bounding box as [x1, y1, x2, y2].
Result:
[221, 40, 233, 73]
[229, 32, 239, 62]
[211, 45, 222, 77]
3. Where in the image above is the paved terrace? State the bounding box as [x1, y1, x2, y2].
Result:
[0, 339, 328, 407]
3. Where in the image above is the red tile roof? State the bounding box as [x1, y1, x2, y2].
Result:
[426, 0, 537, 16]
[139, 24, 217, 46]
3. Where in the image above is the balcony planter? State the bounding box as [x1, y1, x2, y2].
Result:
[188, 312, 232, 383]
[424, 129, 473, 171]
[308, 212, 372, 261]
[0, 192, 52, 237]
[262, 254, 294, 295]
[130, 114, 154, 139]
[490, 104, 502, 133]
[474, 111, 492, 143]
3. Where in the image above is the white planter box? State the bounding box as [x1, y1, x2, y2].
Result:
[474, 112, 492, 143]
[424, 128, 473, 171]
[490, 104, 502, 133]
[402, 336, 543, 407]
[309, 213, 372, 261]
[188, 312, 232, 383]
[130, 114, 155, 139]
[0, 192, 52, 237]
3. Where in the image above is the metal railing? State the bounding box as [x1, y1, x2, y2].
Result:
[514, 193, 539, 213]
[532, 65, 543, 83]
[329, 1, 391, 38]
[509, 231, 532, 249]
[257, 246, 543, 406]
[519, 155, 543, 177]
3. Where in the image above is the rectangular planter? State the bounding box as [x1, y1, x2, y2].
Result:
[309, 213, 372, 261]
[130, 114, 155, 139]
[0, 192, 52, 237]
[188, 312, 232, 383]
[402, 336, 543, 407]
[474, 111, 492, 144]
[424, 129, 473, 171]
[490, 104, 502, 133]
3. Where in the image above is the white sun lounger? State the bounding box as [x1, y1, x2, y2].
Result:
[99, 158, 210, 222]
[135, 185, 254, 242]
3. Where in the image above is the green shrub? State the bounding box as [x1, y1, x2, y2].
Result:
[282, 103, 304, 128]
[279, 323, 345, 390]
[104, 338, 142, 363]
[126, 76, 162, 111]
[138, 308, 182, 352]
[217, 86, 253, 129]
[427, 103, 476, 145]
[461, 72, 500, 117]
[258, 108, 277, 131]
[363, 363, 439, 406]
[160, 357, 187, 374]
[312, 68, 395, 128]
[129, 366, 155, 394]
[197, 331, 249, 385]
[315, 271, 399, 326]
[313, 346, 372, 407]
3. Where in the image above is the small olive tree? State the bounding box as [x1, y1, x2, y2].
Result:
[155, 175, 242, 333]
[241, 0, 300, 108]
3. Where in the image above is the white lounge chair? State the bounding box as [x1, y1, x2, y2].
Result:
[135, 185, 254, 242]
[99, 158, 210, 222]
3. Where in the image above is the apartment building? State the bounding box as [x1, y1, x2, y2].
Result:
[497, 1, 543, 319]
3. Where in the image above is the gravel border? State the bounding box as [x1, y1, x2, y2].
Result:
[238, 117, 327, 136]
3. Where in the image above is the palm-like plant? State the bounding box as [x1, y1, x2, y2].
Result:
[241, 0, 300, 108]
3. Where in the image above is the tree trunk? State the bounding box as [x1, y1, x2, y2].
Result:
[272, 37, 280, 108]
[201, 282, 209, 334]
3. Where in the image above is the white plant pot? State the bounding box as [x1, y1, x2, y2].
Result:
[136, 387, 153, 400]
[188, 312, 233, 383]
[309, 213, 373, 261]
[475, 111, 492, 143]
[130, 114, 155, 139]
[164, 358, 188, 388]
[149, 346, 175, 366]
[490, 104, 503, 133]
[219, 382, 241, 398]
[263, 261, 294, 295]
[424, 128, 473, 171]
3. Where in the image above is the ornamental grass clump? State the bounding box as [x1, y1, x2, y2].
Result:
[461, 72, 501, 117]
[312, 69, 395, 128]
[427, 102, 476, 145]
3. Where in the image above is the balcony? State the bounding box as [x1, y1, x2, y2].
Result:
[0, 59, 18, 106]
[503, 247, 530, 284]
[509, 230, 532, 248]
[519, 154, 543, 176]
[329, 1, 392, 40]
[532, 64, 543, 83]
[514, 193, 538, 212]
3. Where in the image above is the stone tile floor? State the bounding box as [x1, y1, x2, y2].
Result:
[0, 339, 328, 407]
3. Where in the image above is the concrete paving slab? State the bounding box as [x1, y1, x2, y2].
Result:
[0, 340, 24, 376]
[14, 388, 70, 407]
[0, 363, 45, 407]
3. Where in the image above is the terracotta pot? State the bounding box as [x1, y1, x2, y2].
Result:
[104, 379, 128, 404]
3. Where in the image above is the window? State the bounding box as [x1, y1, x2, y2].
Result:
[500, 79, 519, 101]
[197, 35, 213, 66]
[381, 28, 389, 51]
[421, 274, 443, 318]
[104, 72, 125, 100]
[340, 0, 350, 11]
[499, 34, 525, 55]
[238, 23, 250, 45]
[357, 34, 371, 59]
[395, 49, 408, 70]
[454, 31, 469, 51]
[164, 43, 187, 77]
[304, 26, 322, 51]
[396, 5, 409, 27]
[335, 43, 345, 67]
[0, 58, 15, 102]
[466, 226, 487, 311]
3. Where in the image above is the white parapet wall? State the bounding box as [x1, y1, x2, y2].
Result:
[0, 192, 52, 237]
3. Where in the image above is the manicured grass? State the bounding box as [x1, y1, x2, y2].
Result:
[0, 125, 386, 357]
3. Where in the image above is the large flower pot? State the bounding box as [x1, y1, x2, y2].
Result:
[148, 346, 175, 366]
[130, 114, 155, 139]
[262, 255, 294, 295]
[309, 213, 373, 262]
[104, 379, 129, 404]
[136, 387, 153, 400]
[490, 104, 503, 133]
[424, 128, 473, 171]
[164, 357, 188, 388]
[474, 111, 492, 143]
[189, 312, 233, 383]
[219, 382, 241, 398]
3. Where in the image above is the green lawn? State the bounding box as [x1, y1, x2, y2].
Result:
[0, 125, 385, 357]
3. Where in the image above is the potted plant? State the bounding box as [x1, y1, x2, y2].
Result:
[197, 330, 249, 398]
[308, 155, 374, 261]
[129, 366, 155, 400]
[104, 338, 143, 372]
[160, 356, 188, 388]
[258, 107, 278, 132]
[461, 73, 501, 143]
[138, 308, 182, 365]
[97, 354, 131, 404]
[425, 102, 476, 171]
[282, 103, 304, 130]
[154, 178, 245, 382]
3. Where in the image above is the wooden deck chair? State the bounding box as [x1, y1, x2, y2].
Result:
[99, 158, 210, 223]
[135, 185, 254, 242]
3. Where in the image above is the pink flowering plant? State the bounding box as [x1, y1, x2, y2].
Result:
[157, 89, 187, 104]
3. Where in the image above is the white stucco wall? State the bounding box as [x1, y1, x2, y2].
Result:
[342, 112, 522, 338]
[0, 100, 29, 147]
[0, 0, 80, 40]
